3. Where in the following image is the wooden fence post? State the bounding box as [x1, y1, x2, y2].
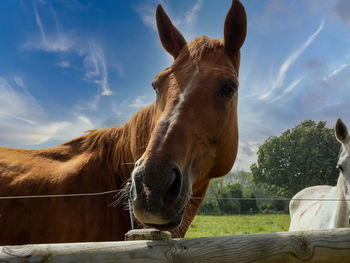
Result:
[125, 229, 171, 241]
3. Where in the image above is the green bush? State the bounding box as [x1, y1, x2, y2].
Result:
[241, 190, 259, 214]
[198, 182, 261, 215]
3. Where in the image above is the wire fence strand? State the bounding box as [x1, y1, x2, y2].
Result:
[0, 190, 119, 200]
[191, 196, 350, 202]
[0, 190, 350, 202]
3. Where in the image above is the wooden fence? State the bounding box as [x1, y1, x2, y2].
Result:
[1, 228, 350, 263]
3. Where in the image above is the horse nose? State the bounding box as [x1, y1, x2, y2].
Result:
[131, 162, 185, 226]
[162, 165, 182, 207]
[132, 162, 182, 207]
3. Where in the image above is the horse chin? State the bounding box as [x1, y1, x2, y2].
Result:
[146, 207, 185, 230]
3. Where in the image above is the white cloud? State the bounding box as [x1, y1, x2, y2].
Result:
[238, 140, 260, 158]
[136, 0, 202, 37]
[272, 77, 303, 102]
[33, 0, 46, 43]
[57, 60, 70, 68]
[0, 77, 43, 125]
[260, 19, 324, 100]
[234, 140, 261, 171]
[135, 0, 202, 64]
[13, 76, 25, 89]
[84, 42, 112, 96]
[136, 4, 157, 32]
[24, 33, 75, 53]
[128, 96, 151, 108]
[33, 115, 94, 146]
[323, 63, 348, 81]
[185, 0, 202, 25]
[0, 76, 95, 147]
[24, 0, 112, 102]
[30, 0, 74, 52]
[74, 93, 101, 111]
[0, 116, 94, 147]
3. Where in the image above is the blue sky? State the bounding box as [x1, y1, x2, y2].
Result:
[1, 0, 350, 171]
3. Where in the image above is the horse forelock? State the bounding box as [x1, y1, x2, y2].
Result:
[172, 36, 240, 75]
[173, 36, 223, 67]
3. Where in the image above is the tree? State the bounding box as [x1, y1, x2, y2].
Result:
[240, 190, 259, 213]
[199, 178, 243, 214]
[217, 183, 243, 214]
[197, 177, 225, 215]
[224, 170, 253, 188]
[251, 120, 340, 198]
[198, 176, 260, 214]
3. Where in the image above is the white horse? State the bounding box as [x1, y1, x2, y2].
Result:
[289, 118, 350, 231]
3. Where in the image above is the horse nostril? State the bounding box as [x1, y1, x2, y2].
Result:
[163, 166, 182, 206]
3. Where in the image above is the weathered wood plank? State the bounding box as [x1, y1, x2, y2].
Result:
[125, 229, 171, 241]
[2, 228, 350, 263]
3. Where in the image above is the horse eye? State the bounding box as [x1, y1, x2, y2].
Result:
[219, 85, 235, 98]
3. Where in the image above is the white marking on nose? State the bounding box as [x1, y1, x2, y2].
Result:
[143, 183, 151, 197]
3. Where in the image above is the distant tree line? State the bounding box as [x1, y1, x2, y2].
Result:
[198, 171, 286, 215]
[199, 120, 340, 215]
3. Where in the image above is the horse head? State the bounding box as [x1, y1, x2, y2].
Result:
[335, 119, 350, 214]
[130, 0, 247, 230]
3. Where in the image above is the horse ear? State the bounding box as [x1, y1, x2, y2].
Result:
[223, 0, 247, 57]
[156, 5, 187, 59]
[335, 118, 349, 143]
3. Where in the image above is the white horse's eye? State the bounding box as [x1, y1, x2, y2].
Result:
[337, 164, 344, 172]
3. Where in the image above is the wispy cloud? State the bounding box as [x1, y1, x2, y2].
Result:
[84, 42, 111, 96]
[238, 140, 260, 158]
[57, 60, 70, 68]
[136, 0, 202, 38]
[323, 63, 348, 81]
[136, 3, 158, 32]
[135, 0, 202, 65]
[13, 76, 25, 89]
[260, 19, 325, 100]
[234, 140, 261, 171]
[0, 75, 95, 147]
[0, 76, 43, 125]
[28, 0, 74, 52]
[33, 0, 45, 42]
[74, 93, 101, 111]
[25, 0, 112, 100]
[0, 115, 94, 147]
[185, 0, 202, 25]
[272, 77, 304, 102]
[128, 96, 152, 108]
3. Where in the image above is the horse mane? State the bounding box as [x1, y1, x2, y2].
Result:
[173, 36, 240, 71]
[61, 104, 156, 180]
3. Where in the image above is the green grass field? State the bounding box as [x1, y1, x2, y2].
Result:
[185, 214, 291, 238]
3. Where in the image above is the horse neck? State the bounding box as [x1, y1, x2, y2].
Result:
[77, 104, 156, 182]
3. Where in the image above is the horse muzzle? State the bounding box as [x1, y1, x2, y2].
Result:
[130, 160, 188, 228]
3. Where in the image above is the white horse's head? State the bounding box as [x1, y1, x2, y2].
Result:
[335, 119, 350, 175]
[335, 118, 350, 223]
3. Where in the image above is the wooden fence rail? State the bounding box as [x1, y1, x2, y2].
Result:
[2, 228, 350, 263]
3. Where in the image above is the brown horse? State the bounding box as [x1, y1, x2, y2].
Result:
[0, 1, 246, 245]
